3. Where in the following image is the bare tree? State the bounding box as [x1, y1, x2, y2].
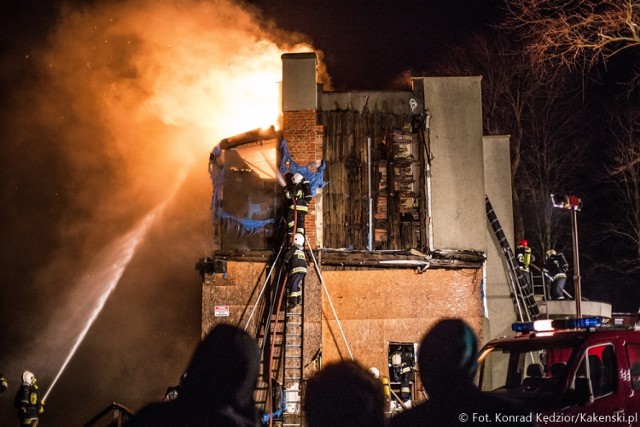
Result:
[517, 85, 589, 256]
[604, 105, 640, 267]
[502, 0, 640, 285]
[503, 0, 640, 74]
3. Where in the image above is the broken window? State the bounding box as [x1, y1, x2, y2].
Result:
[210, 132, 282, 251]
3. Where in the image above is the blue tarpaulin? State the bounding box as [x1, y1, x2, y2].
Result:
[209, 139, 326, 236]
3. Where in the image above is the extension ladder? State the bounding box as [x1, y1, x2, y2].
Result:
[485, 195, 540, 321]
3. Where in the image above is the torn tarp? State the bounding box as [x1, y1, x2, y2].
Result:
[279, 139, 327, 196]
[209, 139, 326, 238]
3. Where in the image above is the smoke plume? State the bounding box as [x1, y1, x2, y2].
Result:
[0, 0, 327, 423]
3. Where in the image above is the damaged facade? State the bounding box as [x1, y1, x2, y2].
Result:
[199, 52, 516, 410]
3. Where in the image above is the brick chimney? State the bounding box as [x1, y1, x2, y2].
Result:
[281, 52, 324, 248]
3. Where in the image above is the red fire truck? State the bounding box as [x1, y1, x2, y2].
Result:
[477, 317, 640, 426]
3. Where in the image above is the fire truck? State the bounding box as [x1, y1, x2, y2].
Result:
[477, 317, 640, 426]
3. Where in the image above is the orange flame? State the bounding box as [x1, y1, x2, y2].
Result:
[34, 0, 328, 224]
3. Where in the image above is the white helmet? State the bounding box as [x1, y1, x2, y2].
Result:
[22, 371, 35, 385]
[546, 249, 556, 257]
[292, 173, 304, 185]
[369, 367, 380, 379]
[391, 351, 402, 368]
[293, 233, 305, 247]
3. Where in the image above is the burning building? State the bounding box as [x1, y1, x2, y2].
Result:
[198, 52, 517, 418]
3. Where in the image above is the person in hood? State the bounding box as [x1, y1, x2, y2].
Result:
[389, 319, 534, 427]
[304, 360, 385, 427]
[127, 323, 260, 427]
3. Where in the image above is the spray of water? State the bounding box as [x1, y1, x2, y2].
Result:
[42, 172, 186, 403]
[0, 0, 331, 421]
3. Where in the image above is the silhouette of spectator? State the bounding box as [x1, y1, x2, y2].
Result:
[127, 323, 260, 427]
[304, 360, 386, 427]
[389, 319, 534, 427]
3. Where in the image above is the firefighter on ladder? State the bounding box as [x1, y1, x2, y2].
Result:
[284, 172, 312, 237]
[284, 233, 307, 309]
[515, 239, 535, 294]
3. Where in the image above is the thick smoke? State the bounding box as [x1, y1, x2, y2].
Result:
[0, 0, 327, 423]
[38, 0, 314, 237]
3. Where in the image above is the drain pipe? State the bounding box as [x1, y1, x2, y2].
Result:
[367, 137, 373, 251]
[424, 111, 434, 251]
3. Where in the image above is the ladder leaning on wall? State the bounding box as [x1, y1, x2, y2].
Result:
[247, 242, 304, 427]
[485, 195, 541, 322]
[246, 234, 357, 427]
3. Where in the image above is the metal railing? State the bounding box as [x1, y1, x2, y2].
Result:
[83, 402, 133, 427]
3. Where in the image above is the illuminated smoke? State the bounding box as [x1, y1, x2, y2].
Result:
[42, 174, 183, 403]
[38, 0, 324, 228]
[27, 0, 323, 339]
[1, 0, 330, 422]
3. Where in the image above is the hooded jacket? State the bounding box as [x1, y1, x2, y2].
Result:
[128, 324, 260, 427]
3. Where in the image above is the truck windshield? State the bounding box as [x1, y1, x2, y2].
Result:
[478, 343, 576, 394]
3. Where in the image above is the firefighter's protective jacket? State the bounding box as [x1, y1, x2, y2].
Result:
[544, 253, 568, 281]
[284, 245, 307, 276]
[14, 383, 43, 424]
[285, 179, 312, 212]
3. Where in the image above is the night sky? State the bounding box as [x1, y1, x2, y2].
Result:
[248, 0, 500, 91]
[0, 0, 631, 425]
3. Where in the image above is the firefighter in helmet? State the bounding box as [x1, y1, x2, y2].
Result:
[283, 233, 307, 308]
[14, 371, 44, 426]
[284, 172, 312, 237]
[544, 249, 569, 300]
[515, 239, 535, 294]
[389, 347, 415, 405]
[399, 349, 414, 404]
[369, 367, 391, 414]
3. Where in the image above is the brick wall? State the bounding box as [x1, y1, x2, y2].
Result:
[283, 110, 324, 247]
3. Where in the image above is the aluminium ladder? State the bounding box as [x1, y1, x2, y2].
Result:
[253, 247, 304, 427]
[485, 195, 541, 321]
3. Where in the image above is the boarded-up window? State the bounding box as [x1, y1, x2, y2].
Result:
[320, 111, 428, 250]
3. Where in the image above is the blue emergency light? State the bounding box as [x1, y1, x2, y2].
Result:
[512, 317, 604, 333]
[555, 317, 604, 329]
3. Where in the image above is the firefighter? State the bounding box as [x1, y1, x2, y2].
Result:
[389, 348, 414, 405]
[544, 249, 569, 300]
[284, 172, 312, 237]
[283, 233, 307, 308]
[369, 367, 391, 414]
[515, 239, 535, 294]
[388, 319, 534, 427]
[14, 371, 43, 426]
[399, 349, 414, 405]
[1, 372, 7, 393]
